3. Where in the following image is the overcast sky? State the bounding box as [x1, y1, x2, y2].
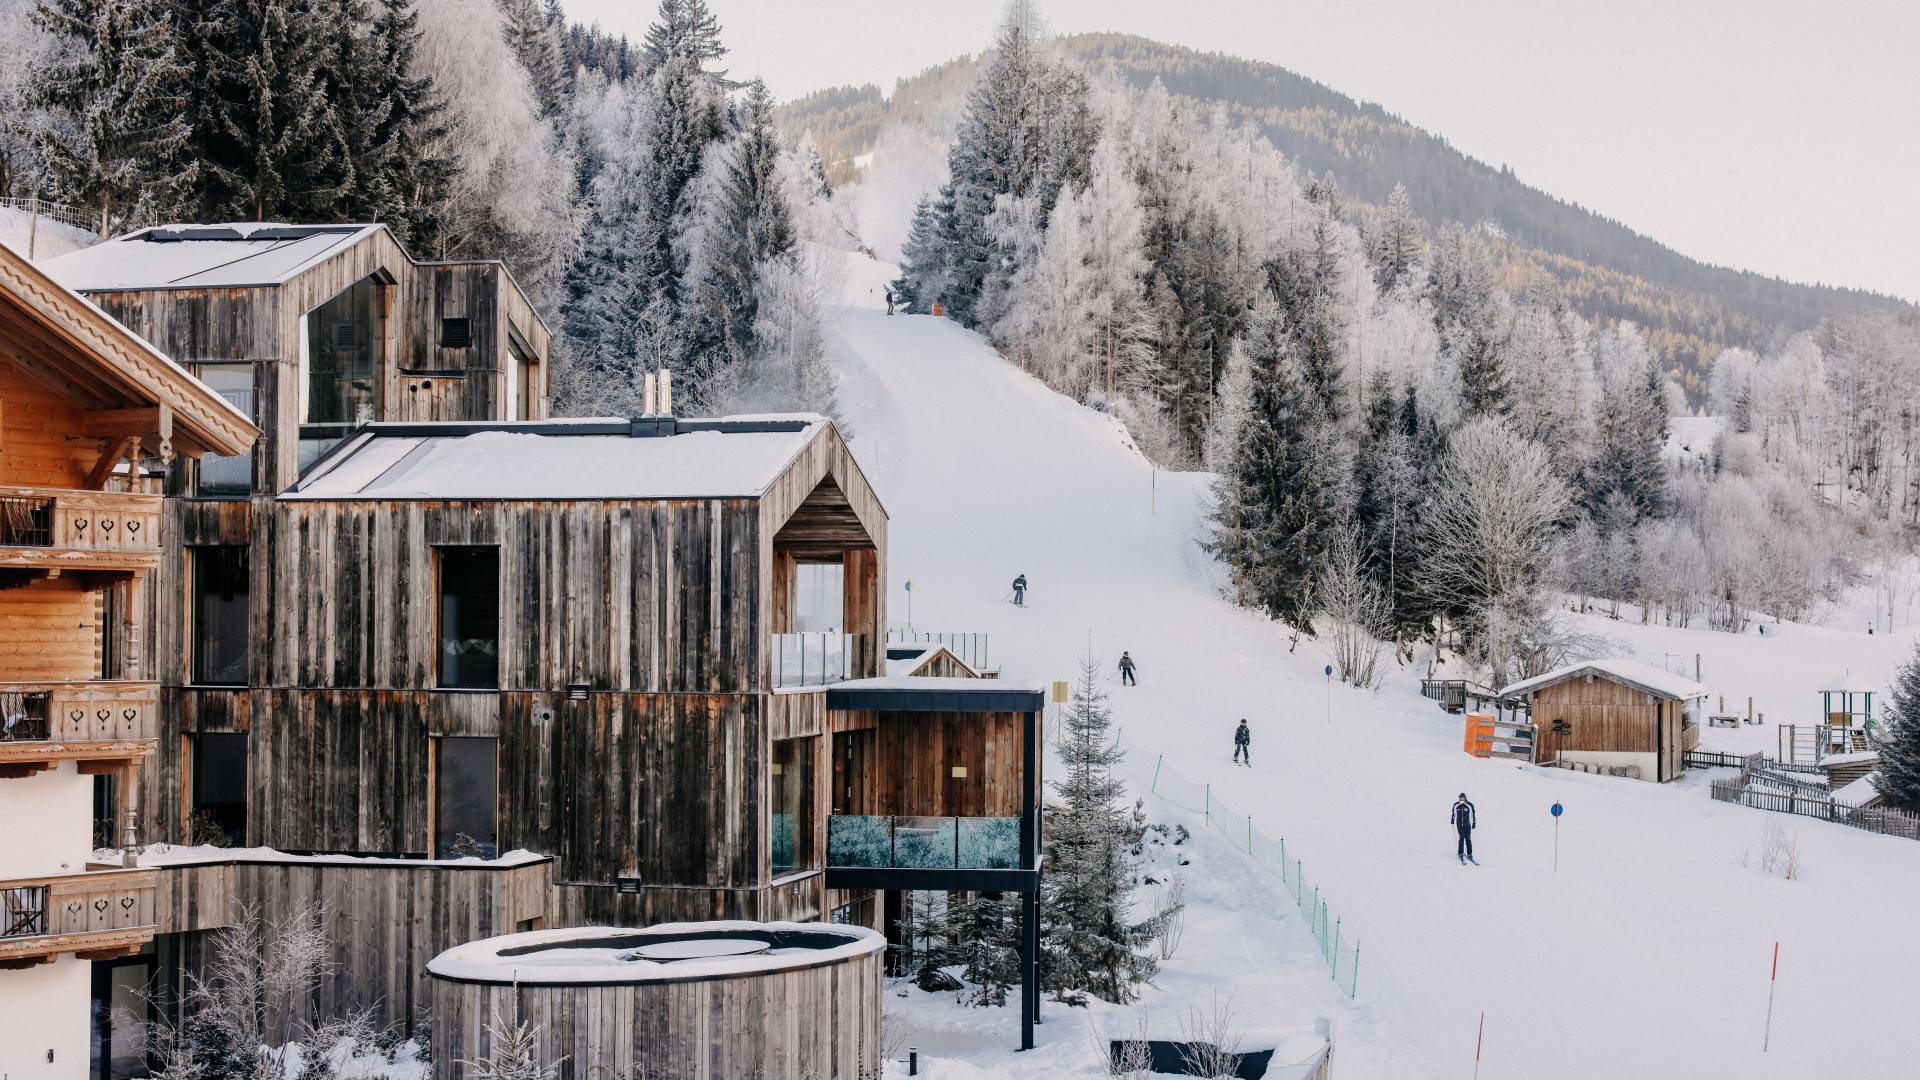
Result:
[565, 0, 1918, 302]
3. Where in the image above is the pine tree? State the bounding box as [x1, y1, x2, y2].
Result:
[30, 0, 196, 230]
[359, 0, 451, 241]
[893, 188, 953, 314]
[1874, 641, 1920, 812]
[1369, 182, 1424, 292]
[496, 0, 568, 117]
[188, 0, 348, 221]
[684, 77, 794, 403]
[641, 0, 728, 82]
[1207, 301, 1344, 633]
[1261, 188, 1347, 423]
[1581, 326, 1671, 527]
[947, 891, 1021, 1007]
[1427, 223, 1509, 418]
[1040, 658, 1155, 1004]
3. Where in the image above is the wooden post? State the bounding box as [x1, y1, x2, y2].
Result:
[1763, 942, 1779, 1051]
[1473, 1011, 1486, 1079]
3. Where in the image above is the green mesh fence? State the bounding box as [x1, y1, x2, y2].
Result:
[1115, 734, 1361, 999]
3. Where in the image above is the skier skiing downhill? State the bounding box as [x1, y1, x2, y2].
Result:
[1010, 574, 1028, 607]
[1452, 792, 1478, 864]
[1233, 719, 1251, 765]
[1118, 651, 1137, 686]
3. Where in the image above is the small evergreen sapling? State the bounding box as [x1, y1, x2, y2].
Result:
[1874, 642, 1920, 812]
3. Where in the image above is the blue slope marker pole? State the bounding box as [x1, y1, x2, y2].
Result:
[1551, 801, 1563, 873]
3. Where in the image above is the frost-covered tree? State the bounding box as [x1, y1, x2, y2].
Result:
[495, 0, 567, 118]
[1427, 223, 1509, 418]
[641, 0, 728, 81]
[1581, 323, 1670, 526]
[462, 1007, 563, 1079]
[1368, 181, 1423, 292]
[1041, 658, 1155, 1004]
[1874, 640, 1920, 812]
[142, 901, 332, 1079]
[891, 188, 952, 314]
[1419, 417, 1570, 634]
[29, 0, 195, 229]
[948, 890, 1022, 1007]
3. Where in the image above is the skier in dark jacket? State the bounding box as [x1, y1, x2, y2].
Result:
[1452, 793, 1477, 864]
[1233, 720, 1251, 765]
[1010, 574, 1028, 607]
[1118, 652, 1137, 686]
[884, 287, 896, 315]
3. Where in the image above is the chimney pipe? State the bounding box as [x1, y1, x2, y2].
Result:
[659, 368, 673, 415]
[643, 372, 658, 416]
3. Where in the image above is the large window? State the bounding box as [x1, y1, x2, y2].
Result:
[303, 275, 384, 427]
[437, 546, 499, 688]
[194, 363, 254, 496]
[190, 546, 249, 686]
[770, 737, 815, 876]
[793, 560, 844, 632]
[191, 732, 248, 846]
[435, 737, 499, 859]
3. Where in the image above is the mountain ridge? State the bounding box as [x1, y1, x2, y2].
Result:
[779, 32, 1913, 396]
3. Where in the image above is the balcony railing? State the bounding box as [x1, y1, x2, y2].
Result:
[0, 680, 159, 756]
[0, 868, 158, 963]
[0, 484, 162, 565]
[773, 632, 862, 688]
[827, 815, 1020, 870]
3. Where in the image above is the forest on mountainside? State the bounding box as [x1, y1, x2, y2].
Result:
[778, 32, 1914, 399]
[0, 0, 849, 419]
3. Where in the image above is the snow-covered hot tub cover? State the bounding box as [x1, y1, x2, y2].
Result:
[427, 921, 885, 985]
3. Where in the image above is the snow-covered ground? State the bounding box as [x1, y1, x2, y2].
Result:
[829, 252, 1920, 1079]
[1, 206, 98, 260]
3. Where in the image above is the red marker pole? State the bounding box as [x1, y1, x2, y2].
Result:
[1473, 1011, 1485, 1079]
[1763, 942, 1780, 1051]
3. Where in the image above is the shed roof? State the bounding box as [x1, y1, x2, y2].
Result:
[1498, 658, 1709, 702]
[282, 416, 829, 501]
[41, 222, 386, 291]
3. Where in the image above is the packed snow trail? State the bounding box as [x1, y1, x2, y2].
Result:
[828, 253, 1920, 1079]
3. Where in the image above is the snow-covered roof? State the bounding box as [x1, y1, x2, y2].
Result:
[1499, 658, 1710, 701]
[41, 222, 385, 291]
[427, 922, 885, 985]
[109, 843, 550, 870]
[1833, 773, 1884, 808]
[283, 416, 828, 501]
[829, 676, 1039, 694]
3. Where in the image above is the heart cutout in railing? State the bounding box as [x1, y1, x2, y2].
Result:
[65, 901, 83, 917]
[126, 520, 141, 535]
[67, 709, 84, 723]
[99, 519, 115, 534]
[73, 519, 88, 533]
[119, 896, 135, 912]
[92, 899, 107, 913]
[122, 708, 137, 723]
[95, 708, 111, 724]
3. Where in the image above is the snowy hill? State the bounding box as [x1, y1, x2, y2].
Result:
[0, 206, 98, 261]
[828, 251, 1920, 1079]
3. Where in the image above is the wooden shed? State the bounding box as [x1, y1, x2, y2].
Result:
[1499, 659, 1708, 782]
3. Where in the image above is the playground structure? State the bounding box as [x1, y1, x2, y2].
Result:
[1778, 690, 1877, 765]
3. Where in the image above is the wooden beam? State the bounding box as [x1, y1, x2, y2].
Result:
[0, 955, 52, 969]
[74, 945, 140, 962]
[84, 435, 134, 489]
[79, 406, 168, 438]
[0, 763, 54, 778]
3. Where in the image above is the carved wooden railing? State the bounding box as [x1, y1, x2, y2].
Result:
[0, 680, 158, 747]
[0, 868, 158, 962]
[0, 483, 161, 556]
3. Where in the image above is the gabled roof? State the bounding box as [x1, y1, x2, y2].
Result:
[41, 222, 386, 291]
[0, 240, 257, 457]
[1499, 658, 1710, 702]
[282, 416, 832, 501]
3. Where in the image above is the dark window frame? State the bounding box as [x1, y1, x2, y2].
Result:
[434, 736, 500, 859]
[436, 546, 500, 689]
[190, 732, 248, 846]
[190, 545, 250, 687]
[771, 736, 817, 877]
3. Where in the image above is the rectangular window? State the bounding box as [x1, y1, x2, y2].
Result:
[191, 732, 248, 846]
[437, 546, 499, 688]
[191, 546, 249, 686]
[509, 335, 537, 421]
[303, 274, 384, 427]
[193, 363, 254, 496]
[770, 737, 815, 876]
[435, 737, 499, 859]
[793, 560, 844, 633]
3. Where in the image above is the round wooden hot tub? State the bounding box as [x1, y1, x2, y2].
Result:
[428, 921, 885, 1079]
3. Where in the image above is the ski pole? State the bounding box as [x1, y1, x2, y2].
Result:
[1473, 1012, 1485, 1079]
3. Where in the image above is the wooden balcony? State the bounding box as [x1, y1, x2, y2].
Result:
[0, 680, 159, 777]
[0, 483, 162, 576]
[0, 868, 159, 967]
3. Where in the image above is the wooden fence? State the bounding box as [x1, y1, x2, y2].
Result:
[1710, 774, 1920, 842]
[1683, 749, 1822, 775]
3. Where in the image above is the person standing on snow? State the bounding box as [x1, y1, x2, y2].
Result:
[1118, 652, 1137, 686]
[885, 287, 896, 316]
[1010, 574, 1028, 607]
[1232, 719, 1251, 765]
[1452, 792, 1478, 864]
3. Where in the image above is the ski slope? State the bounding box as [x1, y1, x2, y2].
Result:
[829, 252, 1920, 1079]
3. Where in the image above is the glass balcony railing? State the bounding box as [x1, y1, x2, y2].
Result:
[828, 815, 1020, 870]
[772, 632, 859, 688]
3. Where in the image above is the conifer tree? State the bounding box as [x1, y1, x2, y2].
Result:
[1207, 301, 1343, 633]
[892, 188, 953, 314]
[1873, 641, 1920, 812]
[30, 0, 196, 230]
[1369, 181, 1424, 292]
[1040, 658, 1155, 1004]
[1261, 186, 1347, 423]
[496, 0, 568, 117]
[1427, 222, 1509, 418]
[360, 0, 450, 241]
[641, 0, 728, 81]
[947, 891, 1021, 1007]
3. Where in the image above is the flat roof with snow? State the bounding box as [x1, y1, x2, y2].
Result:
[1499, 658, 1710, 701]
[284, 416, 828, 501]
[41, 222, 387, 291]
